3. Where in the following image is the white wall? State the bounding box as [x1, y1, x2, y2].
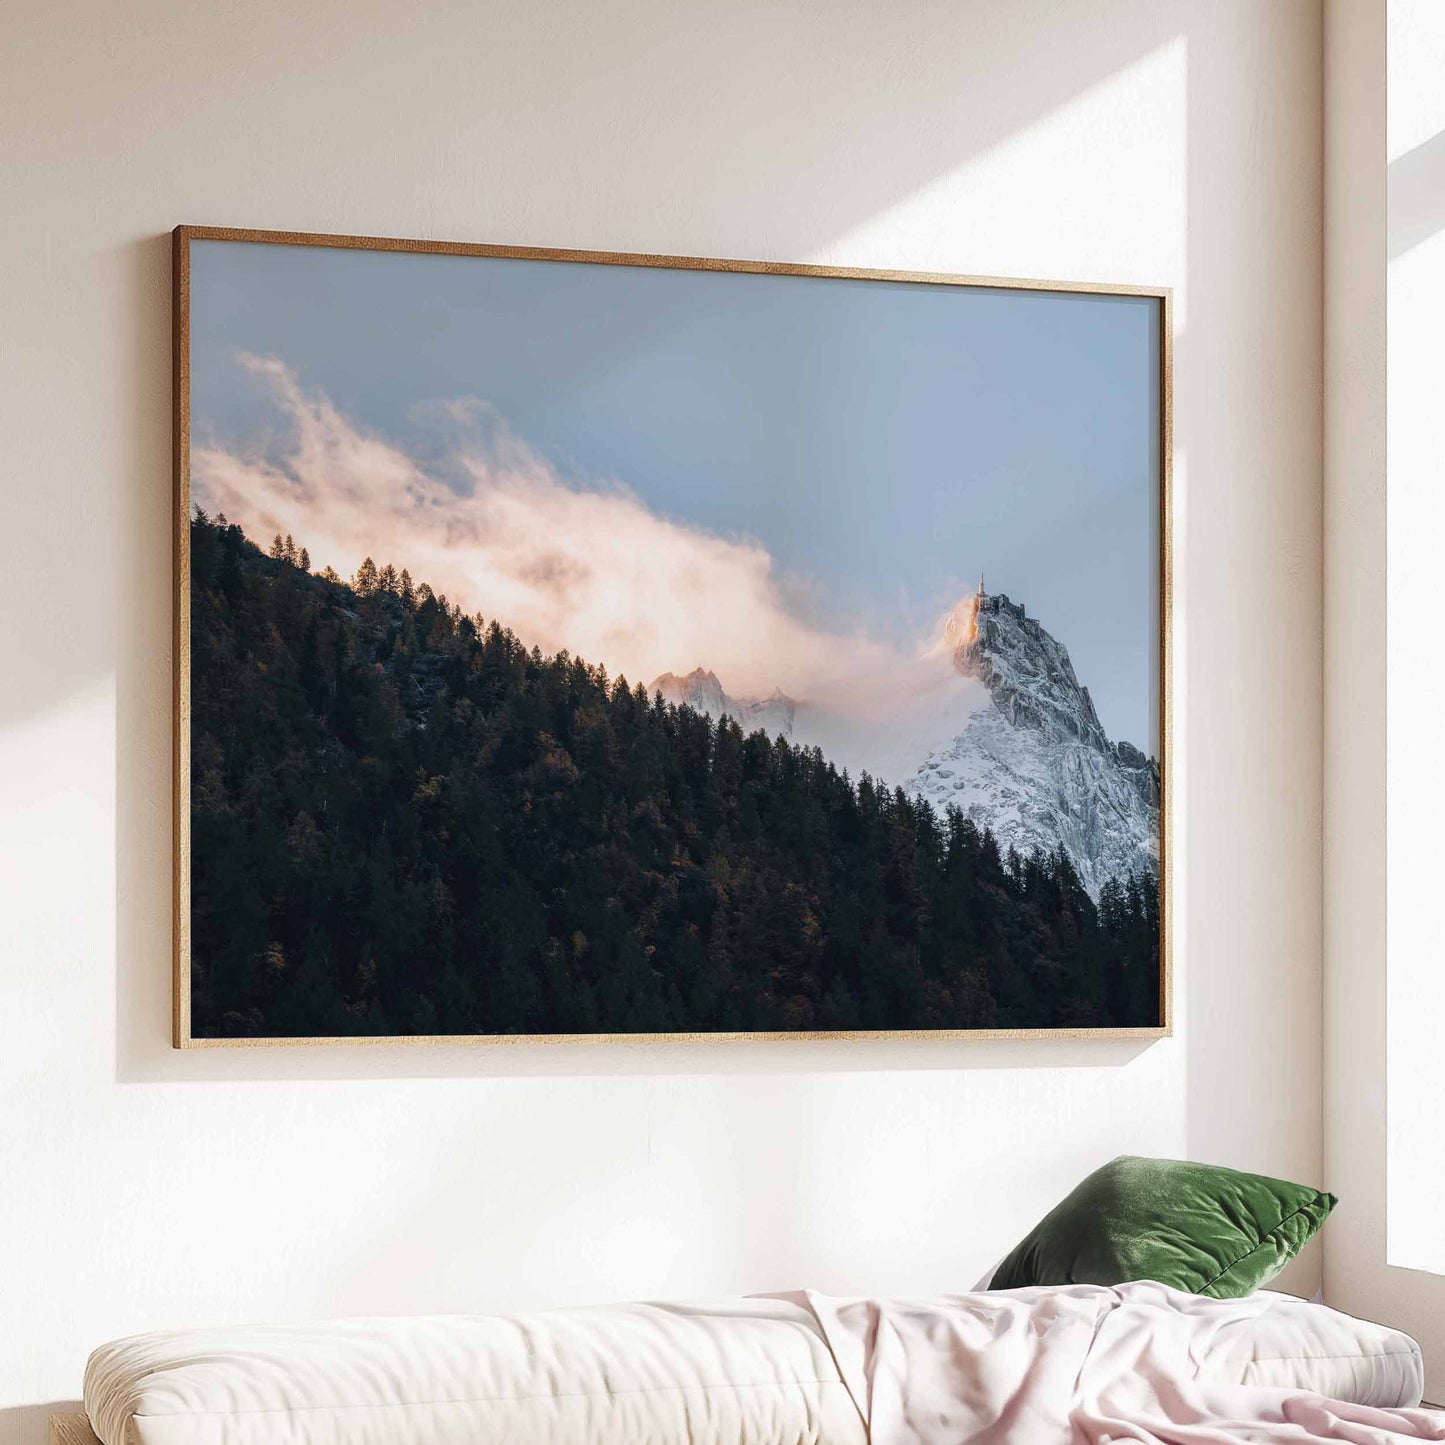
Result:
[1383, 0, 1445, 1283]
[1321, 0, 1392, 1357]
[1323, 0, 1445, 1399]
[0, 4, 1324, 1441]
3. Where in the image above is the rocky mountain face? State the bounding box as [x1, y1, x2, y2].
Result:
[651, 588, 1157, 900]
[905, 588, 1159, 898]
[650, 667, 796, 740]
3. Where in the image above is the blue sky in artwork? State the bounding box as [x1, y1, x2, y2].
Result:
[190, 239, 1160, 749]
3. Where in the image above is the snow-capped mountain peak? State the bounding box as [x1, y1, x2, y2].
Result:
[957, 588, 1111, 752]
[906, 585, 1160, 897]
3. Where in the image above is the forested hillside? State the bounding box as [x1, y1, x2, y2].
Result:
[188, 513, 1160, 1037]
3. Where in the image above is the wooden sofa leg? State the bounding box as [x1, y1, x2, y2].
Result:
[50, 1414, 102, 1445]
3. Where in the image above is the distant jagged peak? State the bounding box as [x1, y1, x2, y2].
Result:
[650, 666, 795, 739]
[652, 666, 725, 710]
[656, 665, 721, 690]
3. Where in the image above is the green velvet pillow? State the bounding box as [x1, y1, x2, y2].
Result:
[991, 1155, 1336, 1298]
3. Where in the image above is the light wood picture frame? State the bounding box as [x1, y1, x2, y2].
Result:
[173, 225, 1172, 1047]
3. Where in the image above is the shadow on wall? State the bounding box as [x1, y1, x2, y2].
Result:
[1389, 127, 1445, 259]
[118, 1032, 1159, 1084]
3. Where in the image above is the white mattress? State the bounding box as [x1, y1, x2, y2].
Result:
[1200, 1289, 1424, 1407]
[83, 1290, 1423, 1445]
[84, 1298, 866, 1445]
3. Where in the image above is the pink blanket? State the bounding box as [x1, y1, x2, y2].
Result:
[780, 1282, 1445, 1444]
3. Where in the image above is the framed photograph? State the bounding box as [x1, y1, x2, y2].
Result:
[173, 226, 1171, 1046]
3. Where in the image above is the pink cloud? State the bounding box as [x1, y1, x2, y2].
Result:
[191, 356, 910, 702]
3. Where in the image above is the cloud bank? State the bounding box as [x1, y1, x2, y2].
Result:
[192, 356, 923, 703]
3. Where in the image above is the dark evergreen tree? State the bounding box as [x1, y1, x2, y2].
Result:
[188, 513, 1161, 1038]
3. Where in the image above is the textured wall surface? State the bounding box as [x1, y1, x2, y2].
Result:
[0, 3, 1323, 1440]
[1323, 0, 1445, 1400]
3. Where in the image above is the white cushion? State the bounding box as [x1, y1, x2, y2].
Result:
[1192, 1290, 1424, 1408]
[83, 1298, 867, 1445]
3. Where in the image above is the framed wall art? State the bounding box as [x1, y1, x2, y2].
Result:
[173, 226, 1171, 1045]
